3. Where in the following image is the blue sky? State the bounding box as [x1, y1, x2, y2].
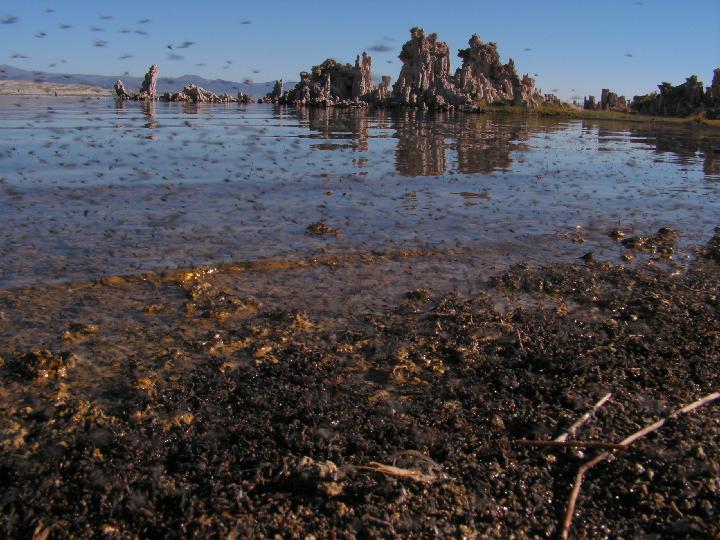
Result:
[1, 0, 718, 100]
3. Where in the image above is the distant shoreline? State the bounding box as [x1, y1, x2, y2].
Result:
[0, 79, 111, 97]
[494, 105, 720, 128]
[2, 83, 718, 128]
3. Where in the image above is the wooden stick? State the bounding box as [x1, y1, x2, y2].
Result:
[363, 514, 396, 531]
[555, 393, 612, 442]
[516, 328, 525, 350]
[618, 391, 720, 447]
[560, 452, 606, 540]
[559, 391, 720, 540]
[391, 450, 442, 468]
[514, 440, 627, 451]
[354, 462, 437, 484]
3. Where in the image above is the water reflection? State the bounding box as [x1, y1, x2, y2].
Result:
[296, 107, 371, 151]
[291, 106, 720, 179]
[605, 124, 720, 178]
[293, 107, 535, 176]
[142, 100, 157, 129]
[394, 109, 448, 176]
[454, 114, 530, 174]
[706, 151, 719, 178]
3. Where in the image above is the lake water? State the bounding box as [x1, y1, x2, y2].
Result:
[1, 96, 719, 289]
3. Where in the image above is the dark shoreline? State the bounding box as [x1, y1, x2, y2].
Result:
[1, 233, 719, 538]
[4, 91, 720, 128]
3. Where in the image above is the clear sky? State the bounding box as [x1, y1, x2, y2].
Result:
[1, 0, 718, 100]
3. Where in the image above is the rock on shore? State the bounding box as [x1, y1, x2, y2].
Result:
[584, 89, 628, 112]
[631, 69, 720, 118]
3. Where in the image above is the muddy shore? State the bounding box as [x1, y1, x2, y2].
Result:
[1, 231, 719, 539]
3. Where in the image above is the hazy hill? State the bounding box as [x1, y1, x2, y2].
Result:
[0, 64, 291, 97]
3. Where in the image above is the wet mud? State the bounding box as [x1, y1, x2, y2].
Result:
[1, 236, 719, 538]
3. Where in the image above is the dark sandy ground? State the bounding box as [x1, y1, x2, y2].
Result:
[1, 231, 719, 539]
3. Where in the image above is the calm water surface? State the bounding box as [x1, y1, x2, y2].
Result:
[1, 96, 719, 288]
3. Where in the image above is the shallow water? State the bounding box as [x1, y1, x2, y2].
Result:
[1, 96, 719, 288]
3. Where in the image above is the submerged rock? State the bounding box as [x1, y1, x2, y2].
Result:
[306, 221, 340, 236]
[621, 227, 678, 257]
[5, 349, 77, 380]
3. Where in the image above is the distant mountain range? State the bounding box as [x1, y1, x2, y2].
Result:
[0, 64, 292, 97]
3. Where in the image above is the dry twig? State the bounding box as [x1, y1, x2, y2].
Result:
[32, 522, 52, 540]
[355, 461, 437, 484]
[555, 393, 612, 442]
[514, 440, 627, 451]
[392, 449, 442, 468]
[362, 514, 397, 535]
[560, 391, 720, 540]
[516, 328, 525, 350]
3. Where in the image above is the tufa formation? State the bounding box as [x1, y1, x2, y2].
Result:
[261, 53, 379, 106]
[138, 64, 159, 100]
[108, 36, 717, 118]
[584, 89, 628, 112]
[631, 69, 720, 118]
[391, 29, 540, 109]
[114, 30, 544, 110]
[392, 28, 457, 108]
[115, 64, 254, 104]
[265, 27, 542, 110]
